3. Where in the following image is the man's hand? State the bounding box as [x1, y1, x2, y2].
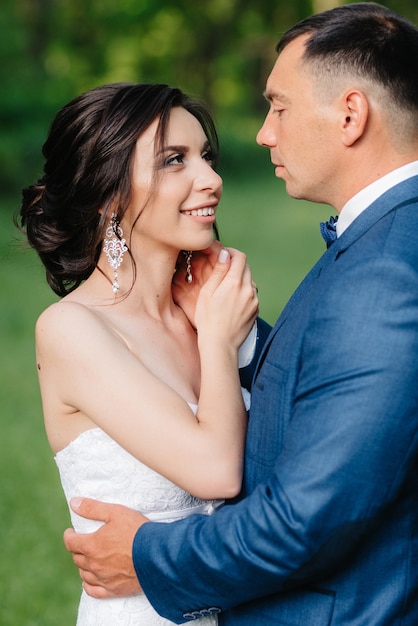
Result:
[173, 241, 225, 327]
[63, 498, 149, 598]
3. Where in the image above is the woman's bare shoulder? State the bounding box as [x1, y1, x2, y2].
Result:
[37, 298, 95, 328]
[35, 299, 113, 353]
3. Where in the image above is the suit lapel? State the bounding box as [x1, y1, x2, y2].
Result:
[253, 175, 418, 380]
[336, 174, 418, 253]
[253, 251, 330, 379]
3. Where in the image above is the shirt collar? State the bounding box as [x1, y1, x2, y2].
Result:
[336, 161, 418, 236]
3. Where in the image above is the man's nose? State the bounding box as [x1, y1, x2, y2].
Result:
[256, 114, 276, 148]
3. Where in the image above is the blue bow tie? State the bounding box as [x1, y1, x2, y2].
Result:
[320, 216, 338, 248]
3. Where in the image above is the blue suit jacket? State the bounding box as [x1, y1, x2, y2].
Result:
[134, 176, 418, 625]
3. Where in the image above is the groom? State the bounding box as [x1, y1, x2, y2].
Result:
[65, 4, 418, 624]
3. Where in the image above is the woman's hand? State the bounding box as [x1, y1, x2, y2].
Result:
[172, 241, 224, 327]
[194, 246, 259, 352]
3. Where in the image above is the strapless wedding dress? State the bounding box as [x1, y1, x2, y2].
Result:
[54, 399, 235, 626]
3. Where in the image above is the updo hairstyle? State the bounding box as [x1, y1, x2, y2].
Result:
[18, 83, 219, 296]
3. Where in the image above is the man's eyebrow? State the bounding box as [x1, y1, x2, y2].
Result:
[263, 90, 290, 104]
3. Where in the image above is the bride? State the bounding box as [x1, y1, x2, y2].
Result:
[18, 83, 259, 625]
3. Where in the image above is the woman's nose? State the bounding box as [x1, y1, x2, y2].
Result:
[195, 162, 223, 192]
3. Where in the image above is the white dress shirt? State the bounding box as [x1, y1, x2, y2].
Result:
[336, 161, 418, 237]
[238, 322, 257, 368]
[242, 161, 418, 367]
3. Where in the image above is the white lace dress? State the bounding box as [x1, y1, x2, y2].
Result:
[54, 399, 244, 626]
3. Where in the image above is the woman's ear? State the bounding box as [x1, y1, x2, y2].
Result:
[99, 197, 118, 217]
[340, 90, 369, 147]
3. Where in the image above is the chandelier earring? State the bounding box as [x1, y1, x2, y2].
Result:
[103, 213, 128, 293]
[183, 250, 193, 283]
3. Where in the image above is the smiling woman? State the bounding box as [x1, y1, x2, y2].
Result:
[16, 83, 260, 626]
[127, 106, 222, 259]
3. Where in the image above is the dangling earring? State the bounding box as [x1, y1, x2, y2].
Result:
[183, 250, 193, 283]
[103, 213, 128, 293]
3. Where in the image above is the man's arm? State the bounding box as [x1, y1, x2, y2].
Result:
[131, 256, 418, 622]
[65, 257, 418, 622]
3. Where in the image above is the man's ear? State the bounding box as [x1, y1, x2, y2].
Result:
[340, 90, 369, 147]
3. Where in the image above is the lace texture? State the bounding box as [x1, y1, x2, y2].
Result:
[55, 422, 220, 626]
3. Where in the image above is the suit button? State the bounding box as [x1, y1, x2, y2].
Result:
[183, 607, 221, 620]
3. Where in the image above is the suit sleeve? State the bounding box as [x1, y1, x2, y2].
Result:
[133, 255, 418, 623]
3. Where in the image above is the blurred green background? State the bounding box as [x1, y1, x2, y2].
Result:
[2, 0, 417, 623]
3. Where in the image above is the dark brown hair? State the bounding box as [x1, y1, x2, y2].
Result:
[18, 83, 219, 296]
[276, 3, 418, 116]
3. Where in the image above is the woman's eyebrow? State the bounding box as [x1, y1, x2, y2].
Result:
[156, 144, 189, 156]
[157, 139, 211, 156]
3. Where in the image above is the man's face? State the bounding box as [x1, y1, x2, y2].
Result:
[256, 35, 342, 206]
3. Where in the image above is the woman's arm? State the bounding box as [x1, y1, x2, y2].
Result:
[37, 249, 258, 499]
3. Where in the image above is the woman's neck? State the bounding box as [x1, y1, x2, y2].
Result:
[76, 247, 180, 320]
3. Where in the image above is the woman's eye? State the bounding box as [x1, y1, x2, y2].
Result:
[202, 150, 216, 164]
[165, 153, 184, 166]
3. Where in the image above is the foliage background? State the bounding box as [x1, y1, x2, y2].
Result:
[1, 0, 417, 623]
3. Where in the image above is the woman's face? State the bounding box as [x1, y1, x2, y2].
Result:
[127, 106, 222, 253]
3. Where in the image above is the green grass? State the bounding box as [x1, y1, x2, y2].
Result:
[0, 201, 80, 625]
[0, 165, 328, 624]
